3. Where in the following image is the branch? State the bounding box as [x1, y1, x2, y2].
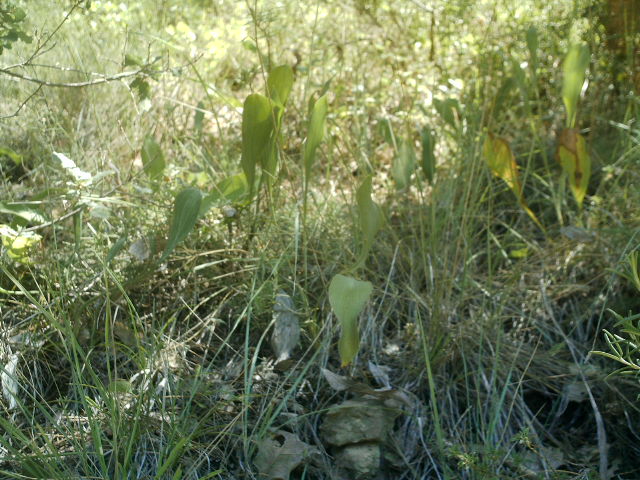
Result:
[0, 84, 42, 119]
[0, 66, 153, 88]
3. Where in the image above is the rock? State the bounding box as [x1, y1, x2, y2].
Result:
[335, 443, 381, 480]
[321, 399, 398, 447]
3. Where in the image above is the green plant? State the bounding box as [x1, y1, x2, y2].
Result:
[592, 251, 640, 376]
[0, 2, 31, 56]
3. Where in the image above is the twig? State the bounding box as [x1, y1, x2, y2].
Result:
[0, 67, 151, 88]
[23, 206, 84, 232]
[0, 84, 42, 119]
[22, 1, 84, 66]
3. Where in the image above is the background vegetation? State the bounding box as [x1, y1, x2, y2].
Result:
[1, 0, 639, 479]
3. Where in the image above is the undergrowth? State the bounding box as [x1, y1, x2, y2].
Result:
[1, 1, 640, 479]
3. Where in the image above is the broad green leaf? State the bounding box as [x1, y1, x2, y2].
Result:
[156, 436, 190, 480]
[356, 176, 383, 266]
[161, 188, 202, 262]
[483, 134, 543, 229]
[562, 43, 590, 128]
[557, 128, 590, 208]
[124, 54, 143, 67]
[130, 77, 150, 100]
[0, 147, 22, 165]
[303, 95, 328, 188]
[106, 235, 128, 264]
[199, 173, 249, 217]
[378, 118, 397, 149]
[494, 76, 515, 117]
[526, 26, 538, 72]
[261, 104, 283, 183]
[141, 136, 165, 180]
[433, 98, 460, 129]
[241, 93, 276, 193]
[420, 128, 436, 183]
[267, 65, 294, 106]
[328, 274, 373, 366]
[194, 101, 205, 138]
[392, 139, 416, 190]
[511, 59, 529, 109]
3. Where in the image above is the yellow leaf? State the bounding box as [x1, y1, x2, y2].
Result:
[557, 128, 590, 208]
[484, 133, 521, 195]
[483, 134, 543, 230]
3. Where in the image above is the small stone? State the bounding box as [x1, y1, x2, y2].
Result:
[335, 443, 381, 480]
[321, 399, 398, 447]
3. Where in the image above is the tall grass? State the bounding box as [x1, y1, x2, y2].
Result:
[1, 0, 639, 479]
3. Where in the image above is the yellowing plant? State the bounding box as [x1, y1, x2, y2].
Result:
[483, 134, 543, 230]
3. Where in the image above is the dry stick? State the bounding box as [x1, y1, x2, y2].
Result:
[539, 278, 609, 480]
[0, 84, 43, 119]
[0, 67, 153, 88]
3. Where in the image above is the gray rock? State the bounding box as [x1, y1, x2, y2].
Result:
[321, 399, 398, 447]
[335, 443, 381, 480]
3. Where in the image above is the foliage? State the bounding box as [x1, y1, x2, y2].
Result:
[328, 274, 373, 367]
[0, 2, 31, 55]
[592, 252, 640, 377]
[1, 0, 639, 478]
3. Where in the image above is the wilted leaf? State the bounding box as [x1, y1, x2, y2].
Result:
[0, 202, 46, 225]
[392, 139, 416, 190]
[1, 354, 19, 410]
[329, 274, 373, 366]
[562, 43, 590, 128]
[141, 136, 165, 180]
[160, 188, 202, 262]
[483, 134, 519, 193]
[368, 361, 391, 389]
[420, 128, 436, 183]
[254, 431, 318, 480]
[0, 224, 41, 264]
[129, 238, 151, 261]
[270, 291, 300, 362]
[267, 65, 294, 106]
[483, 134, 543, 229]
[356, 176, 383, 267]
[557, 128, 590, 208]
[560, 225, 595, 243]
[53, 152, 92, 184]
[321, 368, 353, 392]
[241, 94, 276, 193]
[303, 95, 328, 189]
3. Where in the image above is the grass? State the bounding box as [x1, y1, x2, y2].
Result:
[1, 0, 640, 479]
